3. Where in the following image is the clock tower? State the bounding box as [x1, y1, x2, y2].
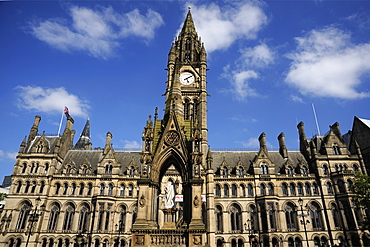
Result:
[132, 8, 210, 247]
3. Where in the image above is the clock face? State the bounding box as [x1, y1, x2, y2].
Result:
[179, 72, 195, 85]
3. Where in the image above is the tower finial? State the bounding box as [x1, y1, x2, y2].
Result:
[188, 6, 191, 10]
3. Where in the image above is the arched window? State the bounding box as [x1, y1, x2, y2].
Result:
[301, 166, 307, 175]
[347, 180, 353, 191]
[31, 181, 37, 193]
[327, 182, 333, 194]
[297, 183, 303, 195]
[305, 183, 311, 195]
[24, 181, 31, 193]
[215, 205, 223, 232]
[87, 183, 92, 195]
[268, 183, 274, 195]
[47, 203, 60, 230]
[295, 237, 302, 247]
[323, 165, 329, 175]
[16, 202, 31, 229]
[312, 183, 319, 195]
[332, 144, 341, 155]
[120, 185, 125, 196]
[309, 202, 323, 230]
[71, 183, 76, 195]
[44, 163, 49, 174]
[230, 204, 242, 231]
[78, 204, 90, 232]
[282, 183, 288, 196]
[223, 184, 229, 197]
[63, 183, 68, 195]
[288, 237, 294, 247]
[232, 184, 237, 197]
[260, 184, 266, 196]
[248, 184, 253, 196]
[260, 163, 268, 174]
[30, 163, 35, 173]
[338, 180, 346, 193]
[16, 181, 22, 193]
[39, 181, 45, 194]
[79, 183, 85, 195]
[285, 202, 297, 230]
[287, 166, 293, 175]
[55, 183, 61, 195]
[108, 184, 113, 195]
[314, 237, 320, 247]
[62, 204, 75, 230]
[289, 183, 296, 195]
[238, 166, 243, 176]
[240, 184, 246, 197]
[119, 205, 127, 232]
[331, 203, 341, 228]
[249, 205, 258, 231]
[128, 185, 133, 197]
[21, 163, 27, 173]
[100, 184, 105, 195]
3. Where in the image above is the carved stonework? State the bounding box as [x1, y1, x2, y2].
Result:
[136, 235, 145, 245]
[193, 235, 202, 245]
[139, 195, 146, 208]
[164, 130, 180, 146]
[193, 195, 200, 208]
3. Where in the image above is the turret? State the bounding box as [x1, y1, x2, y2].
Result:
[259, 132, 267, 150]
[103, 132, 113, 155]
[278, 132, 288, 158]
[27, 115, 41, 146]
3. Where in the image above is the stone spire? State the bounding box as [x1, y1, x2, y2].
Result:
[74, 118, 92, 150]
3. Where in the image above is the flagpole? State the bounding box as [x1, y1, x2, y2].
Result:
[57, 108, 64, 136]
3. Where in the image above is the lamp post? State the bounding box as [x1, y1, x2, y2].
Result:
[25, 196, 41, 247]
[298, 198, 309, 247]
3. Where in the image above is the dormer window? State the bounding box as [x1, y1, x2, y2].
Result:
[332, 144, 341, 155]
[222, 167, 228, 176]
[260, 163, 268, 174]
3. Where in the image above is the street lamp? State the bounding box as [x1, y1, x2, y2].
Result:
[298, 198, 310, 247]
[25, 196, 41, 247]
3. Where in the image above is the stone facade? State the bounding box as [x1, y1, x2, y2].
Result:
[0, 10, 369, 247]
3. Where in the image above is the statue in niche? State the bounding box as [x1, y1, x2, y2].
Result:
[164, 180, 175, 208]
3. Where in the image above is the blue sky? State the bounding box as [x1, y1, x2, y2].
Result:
[1, 0, 369, 182]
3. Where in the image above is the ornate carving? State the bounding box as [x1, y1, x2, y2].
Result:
[139, 195, 146, 208]
[193, 235, 202, 245]
[193, 195, 200, 208]
[164, 130, 180, 146]
[136, 235, 145, 245]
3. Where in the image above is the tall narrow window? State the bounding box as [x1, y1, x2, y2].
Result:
[232, 184, 237, 197]
[128, 185, 133, 197]
[39, 181, 45, 194]
[268, 183, 274, 195]
[282, 183, 288, 196]
[285, 203, 297, 230]
[31, 181, 37, 193]
[215, 184, 221, 197]
[331, 203, 341, 228]
[71, 183, 76, 195]
[297, 183, 303, 195]
[332, 144, 341, 155]
[108, 184, 113, 195]
[47, 204, 60, 230]
[62, 204, 75, 230]
[260, 184, 266, 196]
[63, 183, 68, 195]
[230, 204, 242, 231]
[16, 203, 31, 230]
[100, 184, 105, 195]
[79, 183, 85, 195]
[248, 184, 253, 196]
[44, 163, 49, 174]
[119, 206, 127, 232]
[215, 205, 223, 232]
[120, 185, 125, 196]
[55, 183, 61, 195]
[290, 183, 296, 196]
[87, 183, 92, 195]
[21, 163, 27, 173]
[78, 205, 90, 232]
[184, 99, 191, 120]
[16, 181, 22, 193]
[309, 202, 323, 230]
[223, 184, 229, 197]
[305, 183, 311, 195]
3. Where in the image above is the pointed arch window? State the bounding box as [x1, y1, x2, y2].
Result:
[260, 184, 266, 196]
[312, 183, 319, 195]
[63, 183, 68, 195]
[323, 165, 329, 175]
[44, 163, 49, 174]
[62, 204, 75, 230]
[55, 183, 61, 195]
[108, 184, 113, 195]
[285, 203, 297, 230]
[100, 184, 105, 195]
[30, 163, 35, 173]
[31, 181, 37, 193]
[230, 204, 242, 231]
[78, 205, 90, 232]
[232, 184, 237, 197]
[215, 205, 223, 232]
[24, 181, 31, 193]
[332, 144, 341, 155]
[309, 202, 323, 230]
[87, 183, 92, 196]
[305, 183, 311, 195]
[120, 185, 125, 196]
[282, 183, 288, 196]
[16, 202, 31, 230]
[47, 204, 60, 230]
[268, 183, 274, 195]
[223, 184, 229, 197]
[16, 181, 22, 193]
[290, 183, 296, 196]
[119, 205, 127, 232]
[128, 185, 134, 197]
[21, 163, 27, 173]
[71, 183, 76, 195]
[260, 164, 268, 174]
[240, 184, 246, 197]
[215, 184, 221, 197]
[79, 183, 85, 195]
[327, 182, 333, 194]
[39, 181, 45, 194]
[331, 203, 341, 228]
[297, 183, 303, 195]
[248, 184, 253, 196]
[338, 180, 346, 193]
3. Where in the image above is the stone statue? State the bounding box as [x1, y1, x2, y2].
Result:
[164, 181, 175, 208]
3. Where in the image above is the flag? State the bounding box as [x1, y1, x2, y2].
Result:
[64, 106, 69, 116]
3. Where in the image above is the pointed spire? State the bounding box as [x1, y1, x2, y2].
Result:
[74, 118, 91, 150]
[180, 7, 197, 37]
[19, 136, 27, 153]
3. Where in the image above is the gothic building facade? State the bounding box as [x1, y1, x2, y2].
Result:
[1, 10, 369, 247]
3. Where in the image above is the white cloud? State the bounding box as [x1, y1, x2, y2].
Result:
[121, 140, 141, 149]
[0, 150, 17, 161]
[15, 86, 89, 117]
[190, 1, 267, 52]
[285, 26, 370, 99]
[30, 6, 164, 59]
[239, 43, 275, 67]
[291, 95, 304, 103]
[241, 137, 259, 148]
